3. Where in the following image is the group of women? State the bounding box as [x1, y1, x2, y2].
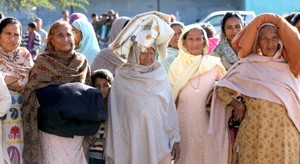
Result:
[0, 10, 300, 164]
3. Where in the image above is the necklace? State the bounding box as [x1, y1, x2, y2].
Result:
[189, 75, 200, 92]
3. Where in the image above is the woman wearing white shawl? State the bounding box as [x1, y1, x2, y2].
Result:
[168, 24, 227, 164]
[105, 12, 180, 164]
[91, 17, 131, 75]
[72, 19, 100, 64]
[0, 73, 12, 164]
[209, 14, 300, 164]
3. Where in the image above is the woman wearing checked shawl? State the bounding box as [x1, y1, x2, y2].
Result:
[105, 11, 180, 164]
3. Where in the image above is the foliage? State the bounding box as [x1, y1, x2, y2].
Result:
[0, 0, 89, 13]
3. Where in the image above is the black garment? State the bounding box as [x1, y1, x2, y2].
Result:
[36, 82, 107, 137]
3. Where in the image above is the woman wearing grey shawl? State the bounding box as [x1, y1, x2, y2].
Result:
[105, 12, 180, 164]
[91, 17, 130, 75]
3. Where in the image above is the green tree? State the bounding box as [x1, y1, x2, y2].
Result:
[0, 0, 89, 13]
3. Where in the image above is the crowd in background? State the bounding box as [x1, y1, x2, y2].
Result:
[0, 8, 300, 164]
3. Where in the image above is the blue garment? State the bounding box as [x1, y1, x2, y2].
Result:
[72, 19, 101, 64]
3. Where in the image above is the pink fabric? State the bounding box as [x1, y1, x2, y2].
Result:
[176, 66, 227, 164]
[208, 53, 300, 150]
[208, 37, 219, 54]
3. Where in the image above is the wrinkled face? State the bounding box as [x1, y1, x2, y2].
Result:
[139, 47, 156, 66]
[50, 25, 74, 52]
[94, 78, 111, 99]
[295, 21, 300, 33]
[257, 26, 279, 57]
[0, 23, 21, 52]
[183, 29, 205, 56]
[169, 25, 183, 49]
[224, 17, 243, 43]
[72, 26, 82, 48]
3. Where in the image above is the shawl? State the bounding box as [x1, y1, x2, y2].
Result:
[105, 60, 180, 164]
[22, 49, 91, 164]
[69, 12, 88, 24]
[0, 46, 33, 88]
[207, 37, 219, 54]
[158, 47, 179, 72]
[231, 13, 300, 77]
[168, 24, 226, 100]
[0, 73, 11, 117]
[210, 35, 239, 70]
[106, 21, 179, 162]
[109, 11, 174, 62]
[0, 73, 10, 164]
[108, 16, 131, 44]
[91, 17, 131, 74]
[208, 53, 300, 150]
[72, 19, 100, 64]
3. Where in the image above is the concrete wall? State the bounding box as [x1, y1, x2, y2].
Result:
[4, 0, 242, 31]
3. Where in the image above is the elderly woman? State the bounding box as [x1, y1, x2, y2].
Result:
[91, 16, 131, 75]
[105, 12, 180, 164]
[168, 24, 226, 164]
[22, 21, 106, 163]
[0, 17, 34, 163]
[210, 11, 244, 70]
[72, 18, 100, 64]
[209, 13, 300, 164]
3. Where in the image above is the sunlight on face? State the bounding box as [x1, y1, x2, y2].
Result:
[257, 26, 279, 57]
[183, 29, 205, 56]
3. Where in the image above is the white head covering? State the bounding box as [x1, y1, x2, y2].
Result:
[109, 11, 174, 62]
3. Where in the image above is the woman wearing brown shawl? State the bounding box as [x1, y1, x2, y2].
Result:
[209, 13, 300, 164]
[22, 21, 95, 163]
[91, 16, 130, 75]
[0, 17, 33, 164]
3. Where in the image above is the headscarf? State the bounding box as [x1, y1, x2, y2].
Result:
[168, 24, 226, 100]
[232, 13, 300, 77]
[109, 16, 131, 43]
[0, 47, 33, 88]
[69, 12, 88, 24]
[72, 19, 100, 64]
[109, 11, 174, 63]
[22, 22, 91, 163]
[91, 17, 131, 74]
[209, 23, 300, 150]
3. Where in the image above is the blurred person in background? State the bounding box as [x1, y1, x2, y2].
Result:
[34, 17, 48, 54]
[21, 22, 41, 60]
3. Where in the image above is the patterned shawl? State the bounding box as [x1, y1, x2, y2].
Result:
[109, 11, 174, 62]
[210, 35, 239, 70]
[91, 17, 131, 75]
[22, 49, 91, 163]
[72, 19, 100, 64]
[168, 24, 226, 100]
[0, 46, 33, 88]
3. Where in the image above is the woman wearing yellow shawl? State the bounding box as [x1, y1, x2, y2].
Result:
[168, 24, 227, 163]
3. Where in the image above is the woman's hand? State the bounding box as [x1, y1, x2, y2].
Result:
[4, 76, 22, 92]
[171, 142, 180, 163]
[229, 98, 246, 121]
